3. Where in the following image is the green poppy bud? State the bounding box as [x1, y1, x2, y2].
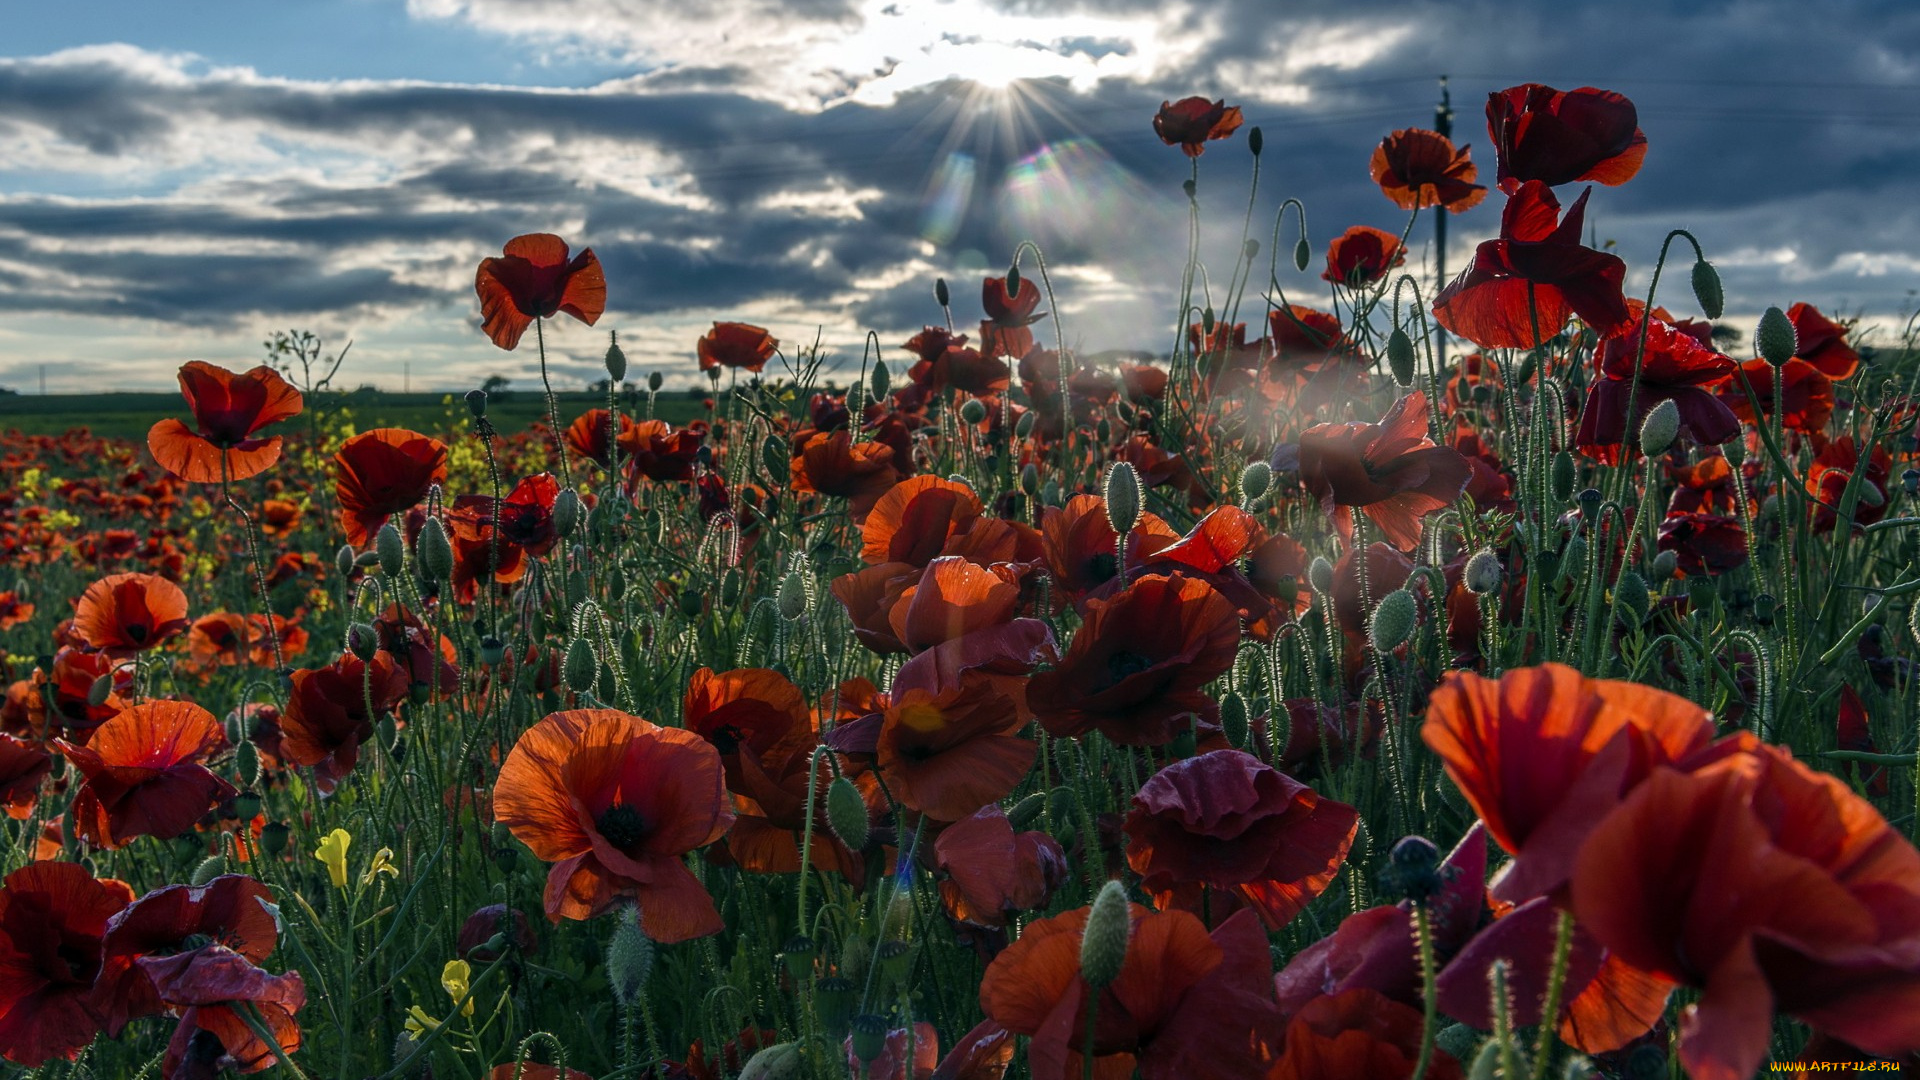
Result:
[935, 276, 950, 308]
[236, 741, 260, 788]
[1369, 589, 1418, 651]
[346, 622, 379, 662]
[1464, 548, 1503, 595]
[1103, 461, 1141, 536]
[416, 517, 453, 581]
[738, 1043, 804, 1080]
[1081, 880, 1132, 989]
[1639, 398, 1680, 457]
[1756, 306, 1797, 366]
[604, 333, 628, 383]
[1294, 236, 1311, 272]
[1016, 410, 1037, 439]
[1201, 305, 1216, 336]
[375, 522, 406, 578]
[870, 361, 891, 401]
[1308, 555, 1334, 596]
[562, 635, 597, 695]
[777, 571, 809, 622]
[1007, 791, 1046, 830]
[335, 543, 356, 578]
[1248, 126, 1263, 156]
[1651, 548, 1678, 580]
[1387, 327, 1417, 387]
[1020, 463, 1040, 496]
[825, 776, 868, 849]
[1219, 690, 1249, 749]
[87, 673, 113, 707]
[1613, 571, 1650, 628]
[762, 435, 789, 484]
[1005, 263, 1022, 300]
[1240, 461, 1272, 505]
[647, 371, 663, 392]
[1691, 259, 1724, 320]
[606, 904, 653, 1006]
[553, 489, 583, 537]
[1551, 451, 1577, 503]
[190, 856, 225, 887]
[959, 398, 989, 425]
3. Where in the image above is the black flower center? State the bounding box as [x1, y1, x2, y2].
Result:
[596, 804, 648, 850]
[710, 724, 747, 755]
[1104, 650, 1155, 689]
[1083, 552, 1118, 585]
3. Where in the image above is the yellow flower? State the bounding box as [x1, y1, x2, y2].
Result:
[314, 828, 351, 889]
[363, 847, 399, 885]
[403, 1005, 439, 1040]
[441, 959, 474, 1017]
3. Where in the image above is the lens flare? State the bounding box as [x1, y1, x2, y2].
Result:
[920, 152, 977, 246]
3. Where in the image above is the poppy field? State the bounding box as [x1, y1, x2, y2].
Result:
[4, 82, 1920, 1080]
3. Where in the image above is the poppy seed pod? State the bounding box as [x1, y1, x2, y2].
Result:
[1294, 236, 1312, 272]
[562, 635, 597, 695]
[604, 334, 627, 383]
[1578, 487, 1604, 520]
[1103, 461, 1142, 536]
[815, 975, 856, 1038]
[1757, 306, 1798, 367]
[850, 1015, 891, 1065]
[1081, 879, 1132, 990]
[1369, 588, 1418, 650]
[1551, 450, 1577, 503]
[479, 636, 506, 665]
[375, 522, 406, 578]
[825, 776, 868, 850]
[1308, 555, 1335, 595]
[1387, 327, 1417, 387]
[1240, 460, 1272, 505]
[1639, 398, 1681, 457]
[1387, 835, 1443, 902]
[552, 489, 583, 537]
[1652, 548, 1678, 580]
[776, 571, 809, 622]
[416, 516, 453, 581]
[1613, 571, 1650, 627]
[647, 371, 663, 392]
[738, 1042, 803, 1080]
[606, 904, 653, 1006]
[1692, 259, 1724, 319]
[1465, 548, 1504, 595]
[959, 398, 989, 425]
[1248, 125, 1263, 156]
[465, 389, 488, 419]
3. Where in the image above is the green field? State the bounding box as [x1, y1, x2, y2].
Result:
[0, 388, 711, 440]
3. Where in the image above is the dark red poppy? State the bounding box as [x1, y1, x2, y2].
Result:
[790, 429, 901, 520]
[565, 409, 635, 470]
[1152, 97, 1245, 157]
[1575, 308, 1740, 464]
[1834, 685, 1890, 797]
[1029, 574, 1239, 746]
[621, 419, 704, 484]
[935, 805, 1068, 929]
[697, 322, 778, 373]
[140, 943, 305, 1077]
[475, 233, 606, 351]
[1296, 391, 1473, 552]
[714, 709, 865, 882]
[1038, 494, 1177, 601]
[476, 472, 561, 557]
[930, 346, 1013, 397]
[1432, 180, 1632, 348]
[185, 612, 306, 673]
[1807, 436, 1892, 532]
[980, 904, 1281, 1080]
[0, 593, 32, 631]
[1486, 84, 1646, 191]
[72, 571, 190, 656]
[1787, 302, 1860, 379]
[0, 736, 49, 820]
[494, 709, 733, 938]
[1719, 357, 1833, 435]
[876, 671, 1032, 821]
[333, 428, 449, 546]
[1656, 512, 1748, 576]
[1370, 128, 1487, 212]
[1321, 225, 1406, 286]
[1266, 989, 1464, 1080]
[56, 701, 235, 849]
[280, 652, 408, 793]
[1573, 738, 1920, 1080]
[96, 874, 278, 1037]
[681, 666, 809, 778]
[1125, 750, 1358, 930]
[0, 861, 134, 1066]
[1667, 454, 1750, 516]
[147, 361, 304, 484]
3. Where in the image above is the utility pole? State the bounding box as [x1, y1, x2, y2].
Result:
[1434, 75, 1453, 369]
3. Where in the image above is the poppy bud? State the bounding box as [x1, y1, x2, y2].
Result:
[553, 489, 583, 537]
[1308, 556, 1334, 596]
[562, 635, 597, 695]
[1081, 879, 1132, 990]
[1859, 480, 1886, 509]
[261, 821, 290, 856]
[1103, 461, 1142, 536]
[236, 742, 260, 788]
[1243, 237, 1260, 261]
[1464, 548, 1503, 595]
[739, 1043, 803, 1080]
[1169, 727, 1196, 759]
[777, 572, 810, 622]
[1387, 327, 1417, 387]
[825, 776, 868, 850]
[190, 856, 225, 888]
[1613, 571, 1650, 628]
[648, 371, 663, 392]
[1007, 791, 1046, 830]
[87, 673, 113, 707]
[606, 904, 653, 1006]
[1651, 548, 1678, 580]
[1723, 438, 1745, 468]
[1515, 350, 1538, 386]
[1551, 451, 1577, 503]
[597, 336, 626, 386]
[1369, 589, 1418, 651]
[713, 567, 740, 608]
[959, 398, 989, 425]
[1042, 480, 1063, 507]
[870, 361, 891, 401]
[1756, 306, 1797, 366]
[1219, 690, 1249, 749]
[1248, 125, 1263, 156]
[762, 435, 790, 484]
[1005, 263, 1022, 300]
[416, 517, 453, 581]
[934, 276, 950, 307]
[1020, 463, 1040, 496]
[465, 389, 488, 419]
[336, 543, 356, 578]
[376, 522, 407, 578]
[1095, 418, 1111, 444]
[1016, 410, 1037, 439]
[1183, 178, 1197, 199]
[1691, 259, 1724, 320]
[1239, 461, 1272, 505]
[1294, 236, 1311, 273]
[1201, 305, 1216, 336]
[1638, 398, 1680, 457]
[850, 1015, 890, 1065]
[346, 622, 379, 662]
[1754, 591, 1777, 627]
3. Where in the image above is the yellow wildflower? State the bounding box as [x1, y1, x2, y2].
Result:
[363, 847, 399, 885]
[314, 828, 351, 889]
[403, 1005, 439, 1040]
[441, 959, 474, 1017]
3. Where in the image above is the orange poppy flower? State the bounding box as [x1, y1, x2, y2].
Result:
[979, 905, 1281, 1080]
[1718, 357, 1833, 434]
[281, 652, 408, 793]
[258, 498, 302, 538]
[1370, 128, 1487, 212]
[1152, 97, 1244, 157]
[0, 735, 50, 820]
[830, 561, 919, 655]
[1786, 302, 1860, 379]
[333, 428, 448, 546]
[55, 700, 236, 849]
[1486, 84, 1646, 192]
[1265, 989, 1463, 1080]
[876, 672, 1033, 821]
[0, 592, 32, 630]
[621, 419, 704, 484]
[1421, 663, 1715, 902]
[1296, 391, 1473, 552]
[697, 321, 777, 373]
[1431, 180, 1632, 349]
[1029, 574, 1239, 746]
[861, 475, 984, 566]
[494, 710, 733, 938]
[1573, 738, 1920, 1080]
[887, 557, 1021, 654]
[475, 233, 606, 351]
[185, 612, 308, 672]
[1038, 495, 1177, 602]
[714, 713, 865, 881]
[1321, 225, 1406, 286]
[790, 429, 900, 520]
[141, 943, 305, 1077]
[146, 361, 304, 484]
[1124, 750, 1358, 930]
[934, 805, 1067, 930]
[95, 874, 279, 1038]
[682, 666, 809, 779]
[0, 861, 135, 1066]
[72, 571, 189, 656]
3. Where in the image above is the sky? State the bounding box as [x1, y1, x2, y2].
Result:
[2, 0, 1919, 394]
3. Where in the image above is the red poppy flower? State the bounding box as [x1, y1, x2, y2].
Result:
[1656, 512, 1748, 576]
[1370, 128, 1487, 213]
[475, 233, 606, 351]
[565, 409, 635, 470]
[1265, 989, 1464, 1080]
[1786, 302, 1860, 379]
[1486, 84, 1646, 192]
[1835, 685, 1890, 797]
[888, 557, 1021, 654]
[681, 666, 809, 778]
[72, 571, 190, 656]
[787, 428, 898, 519]
[1038, 495, 1177, 602]
[147, 361, 305, 484]
[494, 709, 734, 938]
[1573, 738, 1920, 1080]
[1152, 97, 1244, 157]
[1575, 309, 1740, 464]
[0, 861, 135, 1066]
[1422, 663, 1715, 902]
[1125, 750, 1358, 930]
[280, 652, 408, 793]
[861, 475, 985, 566]
[1267, 305, 1347, 370]
[0, 736, 49, 820]
[980, 904, 1281, 1080]
[1433, 180, 1632, 348]
[1029, 574, 1239, 746]
[96, 874, 278, 1037]
[1296, 391, 1473, 552]
[185, 612, 308, 672]
[697, 322, 778, 373]
[876, 672, 1033, 821]
[258, 498, 301, 538]
[450, 472, 561, 561]
[333, 428, 449, 546]
[715, 713, 865, 881]
[0, 592, 32, 631]
[1719, 357, 1833, 435]
[55, 701, 235, 849]
[935, 805, 1068, 929]
[621, 419, 704, 484]
[140, 943, 305, 1077]
[1321, 225, 1406, 286]
[1807, 436, 1892, 532]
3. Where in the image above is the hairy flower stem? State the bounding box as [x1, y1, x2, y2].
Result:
[1410, 902, 1440, 1080]
[1531, 909, 1577, 1080]
[536, 318, 573, 490]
